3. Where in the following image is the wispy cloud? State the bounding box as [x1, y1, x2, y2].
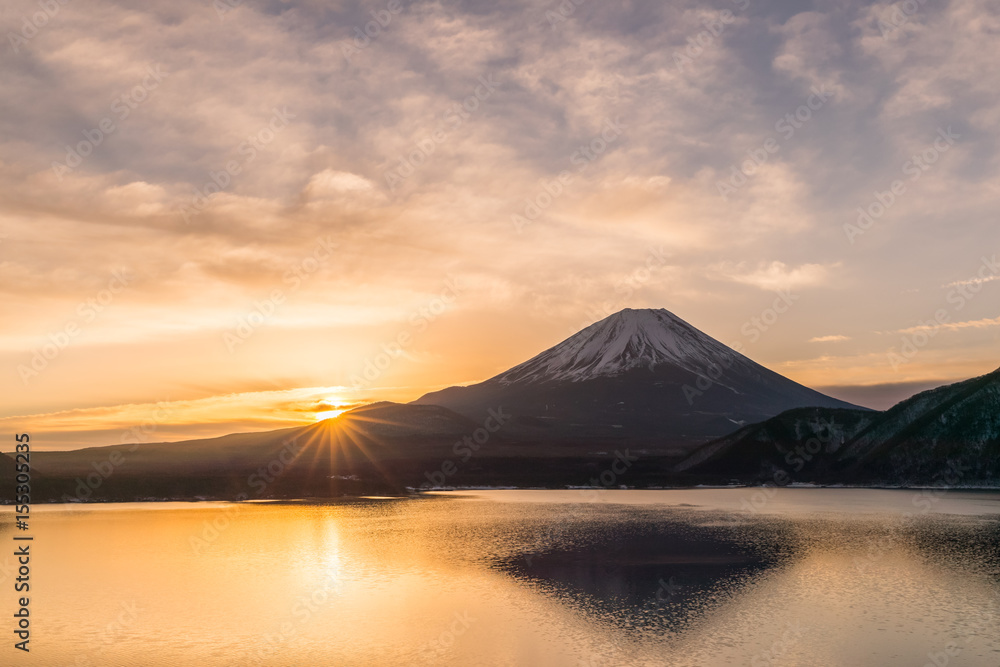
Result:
[710, 261, 838, 291]
[0, 387, 362, 449]
[943, 274, 1000, 288]
[1, 0, 999, 444]
[897, 316, 1000, 335]
[809, 334, 851, 342]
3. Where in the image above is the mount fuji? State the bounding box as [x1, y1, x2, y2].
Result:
[413, 308, 865, 454]
[21, 308, 998, 500]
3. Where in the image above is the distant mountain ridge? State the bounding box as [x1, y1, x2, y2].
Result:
[11, 309, 998, 500]
[838, 366, 1000, 482]
[676, 366, 1000, 485]
[414, 308, 865, 454]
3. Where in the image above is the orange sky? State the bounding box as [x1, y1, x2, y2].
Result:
[1, 0, 998, 450]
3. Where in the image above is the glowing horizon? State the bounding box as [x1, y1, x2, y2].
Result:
[1, 0, 998, 450]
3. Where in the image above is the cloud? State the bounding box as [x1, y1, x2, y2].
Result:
[772, 11, 847, 98]
[710, 261, 838, 291]
[0, 386, 361, 449]
[305, 170, 375, 196]
[897, 316, 1000, 334]
[810, 334, 851, 342]
[1, 0, 999, 446]
[943, 274, 1000, 288]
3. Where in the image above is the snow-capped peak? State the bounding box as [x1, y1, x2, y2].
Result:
[492, 308, 749, 385]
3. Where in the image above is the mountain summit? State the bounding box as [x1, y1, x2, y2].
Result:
[414, 308, 864, 454]
[494, 308, 754, 385]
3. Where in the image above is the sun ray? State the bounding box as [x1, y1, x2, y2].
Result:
[274, 407, 414, 495]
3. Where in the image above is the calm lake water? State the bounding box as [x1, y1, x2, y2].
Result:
[4, 489, 1000, 666]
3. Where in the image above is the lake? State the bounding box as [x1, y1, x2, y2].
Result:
[4, 489, 1000, 666]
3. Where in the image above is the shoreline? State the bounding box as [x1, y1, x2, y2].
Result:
[4, 484, 1000, 506]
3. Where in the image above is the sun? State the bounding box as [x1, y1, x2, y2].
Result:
[315, 408, 347, 421]
[314, 397, 351, 422]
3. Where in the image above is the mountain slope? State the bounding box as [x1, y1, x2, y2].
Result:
[29, 402, 478, 478]
[673, 407, 877, 478]
[21, 402, 483, 500]
[675, 366, 1000, 485]
[16, 366, 1000, 498]
[0, 453, 18, 487]
[413, 308, 865, 454]
[837, 366, 1000, 483]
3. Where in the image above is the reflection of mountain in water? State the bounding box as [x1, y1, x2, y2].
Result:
[489, 502, 1000, 651]
[493, 509, 795, 632]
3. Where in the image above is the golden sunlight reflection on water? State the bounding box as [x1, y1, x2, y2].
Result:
[2, 489, 998, 666]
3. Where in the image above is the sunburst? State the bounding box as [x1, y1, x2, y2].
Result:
[314, 397, 352, 421]
[286, 404, 416, 493]
[314, 408, 348, 421]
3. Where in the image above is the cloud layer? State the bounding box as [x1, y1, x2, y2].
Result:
[1, 0, 998, 446]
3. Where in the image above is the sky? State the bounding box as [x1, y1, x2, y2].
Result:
[1, 0, 998, 450]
